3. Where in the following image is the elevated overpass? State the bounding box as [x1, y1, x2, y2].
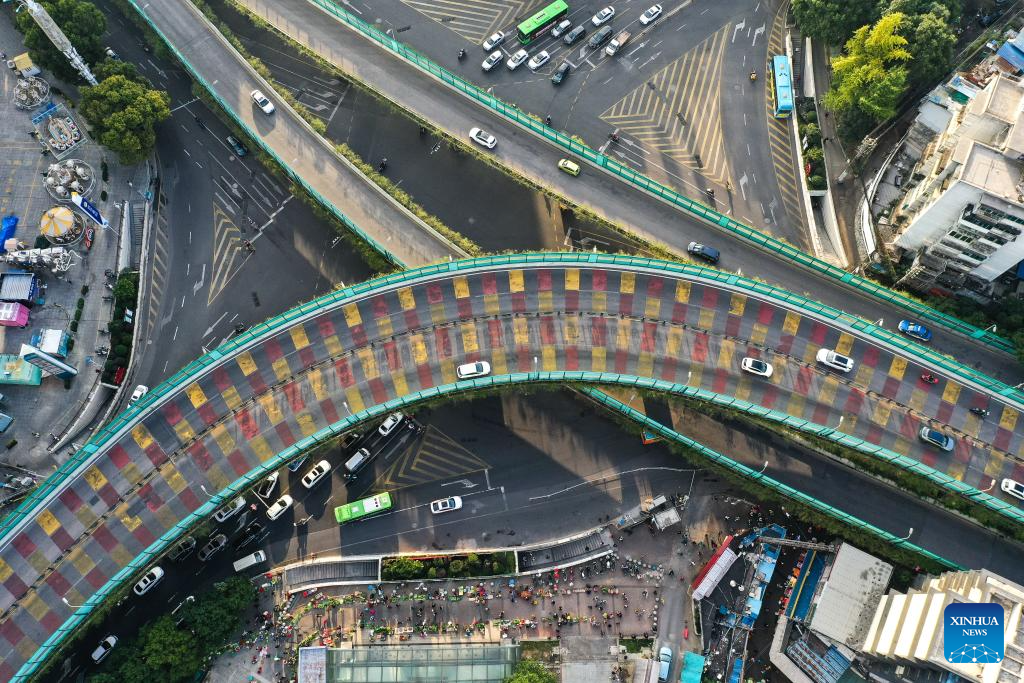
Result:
[1, 254, 1023, 680]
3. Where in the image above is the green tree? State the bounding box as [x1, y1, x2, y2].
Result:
[791, 0, 879, 45]
[903, 7, 956, 88]
[826, 14, 911, 123]
[382, 557, 424, 580]
[94, 58, 148, 85]
[449, 559, 465, 575]
[505, 660, 557, 683]
[179, 577, 255, 658]
[80, 75, 170, 164]
[15, 0, 106, 82]
[138, 615, 202, 681]
[886, 0, 960, 16]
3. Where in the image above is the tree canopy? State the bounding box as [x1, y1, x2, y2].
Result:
[826, 14, 911, 124]
[15, 0, 106, 82]
[791, 0, 879, 45]
[504, 660, 558, 683]
[901, 6, 957, 88]
[93, 58, 149, 85]
[80, 74, 170, 164]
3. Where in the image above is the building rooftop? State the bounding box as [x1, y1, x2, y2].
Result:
[808, 544, 892, 649]
[982, 76, 1024, 123]
[956, 138, 1024, 200]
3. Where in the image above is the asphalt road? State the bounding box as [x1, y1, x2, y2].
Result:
[237, 0, 1024, 384]
[94, 0, 374, 386]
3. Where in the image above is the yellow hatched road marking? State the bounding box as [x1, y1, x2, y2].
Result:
[782, 311, 801, 336]
[37, 510, 59, 536]
[689, 366, 703, 387]
[591, 347, 606, 372]
[164, 466, 187, 494]
[508, 270, 524, 293]
[68, 546, 93, 578]
[564, 317, 580, 344]
[734, 378, 752, 403]
[786, 393, 806, 418]
[290, 325, 310, 351]
[853, 365, 873, 387]
[941, 382, 961, 404]
[325, 335, 343, 357]
[250, 435, 272, 462]
[619, 272, 635, 294]
[888, 356, 907, 379]
[818, 376, 839, 406]
[237, 351, 257, 376]
[835, 333, 854, 355]
[222, 386, 242, 411]
[345, 387, 365, 413]
[398, 286, 416, 310]
[132, 425, 154, 450]
[411, 335, 428, 366]
[566, 269, 580, 290]
[999, 407, 1019, 431]
[272, 357, 290, 382]
[376, 316, 393, 337]
[343, 303, 362, 327]
[592, 291, 607, 312]
[616, 322, 631, 350]
[259, 394, 284, 425]
[513, 318, 529, 345]
[907, 388, 927, 414]
[24, 593, 49, 622]
[963, 414, 982, 439]
[461, 323, 479, 354]
[454, 276, 470, 299]
[118, 507, 141, 532]
[750, 324, 768, 346]
[357, 347, 378, 380]
[728, 294, 746, 317]
[296, 412, 317, 438]
[946, 459, 967, 481]
[309, 368, 327, 401]
[173, 420, 195, 443]
[186, 383, 208, 408]
[542, 347, 557, 371]
[430, 302, 447, 324]
[537, 290, 552, 311]
[0, 558, 12, 582]
[211, 424, 236, 454]
[698, 308, 716, 330]
[718, 339, 735, 368]
[985, 451, 1006, 479]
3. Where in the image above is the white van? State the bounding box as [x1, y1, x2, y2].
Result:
[233, 550, 266, 572]
[345, 447, 371, 473]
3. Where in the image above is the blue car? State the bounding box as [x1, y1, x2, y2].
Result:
[898, 320, 932, 342]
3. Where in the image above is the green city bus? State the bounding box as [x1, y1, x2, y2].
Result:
[334, 492, 393, 524]
[516, 0, 569, 44]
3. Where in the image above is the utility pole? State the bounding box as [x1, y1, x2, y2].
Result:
[7, 0, 98, 85]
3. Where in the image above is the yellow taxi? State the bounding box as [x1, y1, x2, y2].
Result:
[557, 158, 581, 176]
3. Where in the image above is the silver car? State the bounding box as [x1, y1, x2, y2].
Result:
[482, 50, 503, 72]
[506, 48, 529, 70]
[482, 30, 506, 50]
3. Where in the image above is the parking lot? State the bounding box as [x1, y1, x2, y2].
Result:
[360, 0, 810, 249]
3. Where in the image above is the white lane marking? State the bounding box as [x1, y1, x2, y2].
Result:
[193, 263, 206, 296]
[752, 23, 765, 45]
[732, 20, 746, 43]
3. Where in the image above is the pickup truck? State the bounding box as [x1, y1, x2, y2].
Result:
[605, 31, 631, 56]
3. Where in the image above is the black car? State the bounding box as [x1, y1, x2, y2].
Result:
[167, 536, 196, 562]
[552, 62, 571, 85]
[563, 25, 586, 46]
[233, 521, 265, 549]
[687, 241, 720, 264]
[588, 25, 613, 49]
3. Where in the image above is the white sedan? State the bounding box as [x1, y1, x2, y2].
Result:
[482, 50, 503, 72]
[740, 357, 773, 378]
[592, 6, 615, 26]
[639, 4, 662, 25]
[133, 566, 165, 596]
[430, 496, 463, 514]
[250, 89, 275, 114]
[528, 50, 550, 70]
[506, 48, 529, 70]
[482, 30, 506, 50]
[301, 459, 332, 489]
[266, 494, 294, 520]
[469, 127, 497, 149]
[457, 360, 491, 379]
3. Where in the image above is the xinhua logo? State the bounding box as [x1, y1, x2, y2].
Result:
[944, 603, 1004, 664]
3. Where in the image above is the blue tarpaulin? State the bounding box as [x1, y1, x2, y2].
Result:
[0, 216, 18, 253]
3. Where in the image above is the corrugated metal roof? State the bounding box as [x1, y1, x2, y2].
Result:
[0, 272, 36, 301]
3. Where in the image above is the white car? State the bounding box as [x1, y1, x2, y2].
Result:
[457, 360, 491, 379]
[815, 348, 854, 373]
[213, 496, 247, 523]
[250, 89, 275, 114]
[550, 19, 573, 37]
[1002, 478, 1024, 500]
[658, 646, 672, 681]
[430, 496, 463, 514]
[301, 459, 332, 489]
[91, 635, 118, 663]
[133, 566, 165, 596]
[640, 4, 663, 25]
[528, 50, 551, 70]
[266, 494, 294, 520]
[506, 48, 529, 70]
[592, 6, 615, 26]
[482, 30, 506, 50]
[482, 50, 503, 72]
[379, 412, 404, 436]
[740, 357, 773, 378]
[469, 127, 497, 149]
[129, 384, 148, 405]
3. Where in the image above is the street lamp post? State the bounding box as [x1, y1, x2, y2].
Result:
[61, 596, 82, 609]
[757, 461, 768, 475]
[896, 527, 914, 542]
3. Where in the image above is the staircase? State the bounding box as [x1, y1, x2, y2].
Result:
[518, 529, 614, 571]
[283, 558, 380, 592]
[129, 201, 145, 270]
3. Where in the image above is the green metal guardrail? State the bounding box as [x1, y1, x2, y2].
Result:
[580, 387, 963, 570]
[300, 0, 1015, 356]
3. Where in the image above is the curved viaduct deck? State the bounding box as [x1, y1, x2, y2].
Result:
[2, 255, 1023, 680]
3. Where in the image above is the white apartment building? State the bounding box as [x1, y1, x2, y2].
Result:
[894, 74, 1024, 295]
[860, 569, 1024, 683]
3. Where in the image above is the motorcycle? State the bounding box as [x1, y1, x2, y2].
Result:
[920, 373, 939, 385]
[458, 48, 467, 61]
[970, 407, 990, 417]
[378, 157, 388, 172]
[750, 71, 757, 81]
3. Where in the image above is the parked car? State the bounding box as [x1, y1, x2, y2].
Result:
[254, 471, 279, 500]
[558, 158, 581, 176]
[226, 135, 248, 157]
[563, 25, 586, 45]
[482, 50, 503, 72]
[129, 384, 148, 405]
[919, 427, 955, 451]
[469, 127, 497, 149]
[815, 349, 855, 373]
[898, 320, 932, 342]
[658, 646, 672, 681]
[605, 31, 631, 56]
[551, 61, 571, 84]
[528, 50, 551, 70]
[287, 455, 309, 473]
[167, 536, 196, 562]
[482, 30, 506, 50]
[266, 494, 294, 521]
[592, 6, 615, 26]
[550, 19, 573, 37]
[214, 496, 246, 523]
[301, 460, 332, 489]
[506, 48, 529, 70]
[250, 89, 275, 114]
[91, 636, 118, 663]
[640, 4, 663, 25]
[430, 496, 463, 514]
[378, 412, 404, 436]
[1002, 478, 1024, 500]
[198, 533, 228, 561]
[740, 357, 773, 378]
[588, 25, 614, 48]
[233, 521, 265, 548]
[687, 241, 720, 264]
[133, 566, 164, 596]
[457, 361, 491, 379]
